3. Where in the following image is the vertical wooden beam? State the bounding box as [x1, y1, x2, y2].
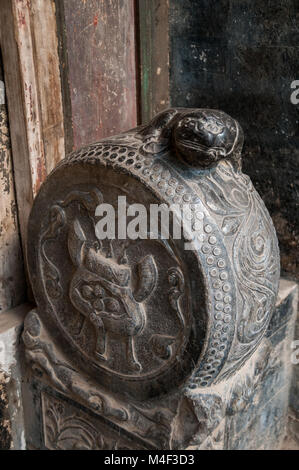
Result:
[10, 0, 47, 196]
[30, 0, 65, 174]
[138, 0, 170, 123]
[0, 0, 65, 256]
[0, 0, 35, 257]
[62, 0, 138, 149]
[54, 0, 74, 154]
[0, 78, 25, 312]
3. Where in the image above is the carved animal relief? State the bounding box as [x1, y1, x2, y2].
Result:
[36, 181, 192, 396]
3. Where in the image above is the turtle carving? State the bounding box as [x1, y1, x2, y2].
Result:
[68, 219, 157, 372]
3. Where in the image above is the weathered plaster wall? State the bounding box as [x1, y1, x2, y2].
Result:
[169, 0, 299, 280]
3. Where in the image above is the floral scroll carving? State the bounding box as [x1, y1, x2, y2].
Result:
[198, 161, 279, 377]
[42, 393, 141, 450]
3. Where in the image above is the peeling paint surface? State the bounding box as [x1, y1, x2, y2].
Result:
[63, 0, 138, 148]
[12, 0, 47, 196]
[0, 92, 26, 313]
[30, 0, 66, 174]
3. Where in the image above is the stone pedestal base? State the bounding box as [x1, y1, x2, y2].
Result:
[188, 279, 298, 450]
[21, 280, 298, 450]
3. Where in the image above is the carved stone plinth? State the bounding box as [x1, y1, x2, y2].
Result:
[22, 109, 281, 449]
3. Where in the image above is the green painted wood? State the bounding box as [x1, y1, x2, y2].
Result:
[138, 0, 170, 123]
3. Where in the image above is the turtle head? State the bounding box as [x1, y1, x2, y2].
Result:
[172, 109, 244, 169]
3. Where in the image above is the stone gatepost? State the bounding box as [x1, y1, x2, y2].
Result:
[21, 108, 285, 450]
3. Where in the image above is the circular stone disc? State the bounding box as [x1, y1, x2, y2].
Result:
[27, 159, 207, 399]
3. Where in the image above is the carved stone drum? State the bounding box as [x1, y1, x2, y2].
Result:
[23, 108, 280, 450]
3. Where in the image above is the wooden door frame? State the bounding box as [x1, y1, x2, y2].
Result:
[0, 0, 65, 258]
